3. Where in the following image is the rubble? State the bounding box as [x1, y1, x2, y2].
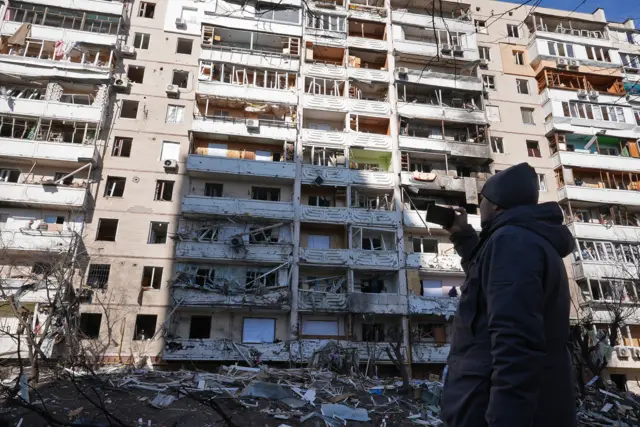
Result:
[577, 384, 640, 426]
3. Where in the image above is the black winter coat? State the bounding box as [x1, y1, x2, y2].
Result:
[441, 202, 576, 427]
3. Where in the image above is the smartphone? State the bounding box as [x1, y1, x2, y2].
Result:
[426, 205, 456, 229]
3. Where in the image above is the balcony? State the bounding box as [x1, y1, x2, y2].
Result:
[186, 155, 295, 180]
[568, 222, 640, 242]
[291, 339, 406, 362]
[302, 62, 347, 80]
[172, 286, 289, 309]
[406, 253, 464, 274]
[348, 0, 387, 22]
[191, 116, 297, 142]
[300, 205, 399, 227]
[348, 67, 389, 82]
[1, 14, 120, 47]
[0, 43, 113, 81]
[349, 98, 391, 116]
[0, 182, 86, 209]
[394, 38, 479, 62]
[403, 211, 481, 231]
[0, 98, 104, 123]
[347, 37, 387, 51]
[299, 247, 399, 269]
[182, 196, 295, 220]
[401, 172, 478, 193]
[300, 129, 392, 150]
[0, 139, 99, 165]
[391, 11, 473, 34]
[175, 241, 292, 263]
[302, 165, 394, 188]
[0, 335, 54, 359]
[408, 295, 458, 317]
[298, 290, 348, 312]
[197, 81, 297, 105]
[301, 93, 349, 111]
[163, 339, 289, 361]
[527, 14, 609, 48]
[398, 137, 491, 159]
[397, 69, 483, 91]
[397, 102, 486, 124]
[573, 260, 637, 281]
[1, 278, 59, 304]
[411, 342, 450, 363]
[349, 292, 407, 314]
[552, 151, 640, 174]
[0, 229, 75, 253]
[200, 47, 299, 73]
[38, 0, 124, 15]
[559, 186, 640, 207]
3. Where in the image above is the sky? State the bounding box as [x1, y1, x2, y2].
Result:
[498, 0, 640, 25]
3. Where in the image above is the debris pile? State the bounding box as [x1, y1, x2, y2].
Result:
[577, 381, 640, 426]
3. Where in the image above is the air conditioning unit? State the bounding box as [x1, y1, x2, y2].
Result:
[479, 58, 489, 66]
[246, 119, 260, 129]
[163, 159, 178, 169]
[568, 60, 580, 69]
[175, 17, 186, 28]
[166, 84, 179, 95]
[120, 45, 136, 56]
[113, 77, 130, 90]
[577, 89, 588, 98]
[397, 67, 409, 77]
[453, 45, 463, 52]
[617, 347, 630, 358]
[441, 44, 452, 53]
[556, 58, 568, 68]
[588, 90, 599, 98]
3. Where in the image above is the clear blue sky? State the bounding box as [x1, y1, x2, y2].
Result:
[498, 0, 640, 25]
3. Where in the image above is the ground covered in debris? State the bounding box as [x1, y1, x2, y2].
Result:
[3, 365, 640, 426]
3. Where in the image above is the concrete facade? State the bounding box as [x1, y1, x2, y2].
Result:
[0, 0, 639, 386]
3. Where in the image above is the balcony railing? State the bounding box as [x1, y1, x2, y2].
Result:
[0, 229, 75, 253]
[182, 195, 295, 220]
[298, 290, 348, 311]
[163, 339, 290, 361]
[192, 115, 297, 141]
[406, 253, 463, 273]
[5, 6, 120, 36]
[411, 342, 450, 363]
[0, 182, 87, 208]
[408, 295, 458, 316]
[186, 154, 295, 180]
[0, 138, 99, 164]
[300, 205, 399, 227]
[349, 292, 407, 314]
[175, 241, 292, 263]
[172, 286, 290, 309]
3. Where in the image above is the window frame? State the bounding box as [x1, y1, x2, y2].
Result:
[133, 32, 150, 50]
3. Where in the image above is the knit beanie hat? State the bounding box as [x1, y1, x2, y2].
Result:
[481, 162, 539, 209]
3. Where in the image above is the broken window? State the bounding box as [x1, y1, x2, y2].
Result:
[526, 140, 541, 158]
[507, 24, 519, 38]
[308, 195, 332, 207]
[194, 268, 215, 286]
[521, 107, 535, 124]
[189, 316, 211, 339]
[79, 313, 102, 339]
[133, 315, 157, 340]
[257, 5, 300, 24]
[242, 318, 275, 343]
[491, 137, 504, 154]
[127, 65, 145, 84]
[154, 180, 174, 201]
[249, 226, 278, 243]
[413, 323, 447, 343]
[96, 219, 118, 241]
[172, 70, 189, 88]
[362, 237, 382, 250]
[0, 115, 38, 139]
[176, 38, 193, 54]
[246, 270, 278, 288]
[112, 137, 132, 157]
[205, 183, 223, 197]
[361, 279, 385, 293]
[44, 215, 65, 225]
[141, 266, 163, 289]
[251, 187, 280, 201]
[516, 79, 529, 94]
[120, 100, 139, 119]
[104, 176, 126, 197]
[422, 279, 443, 297]
[537, 173, 547, 192]
[53, 172, 73, 186]
[87, 264, 111, 289]
[166, 105, 185, 123]
[134, 33, 151, 49]
[32, 262, 53, 275]
[362, 324, 385, 342]
[138, 2, 155, 18]
[148, 222, 169, 244]
[413, 237, 438, 253]
[482, 75, 495, 90]
[0, 169, 21, 182]
[512, 50, 524, 65]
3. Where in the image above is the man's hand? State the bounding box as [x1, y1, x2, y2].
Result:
[445, 207, 468, 234]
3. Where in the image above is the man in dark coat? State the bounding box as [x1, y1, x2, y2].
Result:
[441, 162, 576, 427]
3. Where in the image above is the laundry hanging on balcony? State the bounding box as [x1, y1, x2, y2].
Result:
[54, 40, 76, 60]
[7, 23, 31, 46]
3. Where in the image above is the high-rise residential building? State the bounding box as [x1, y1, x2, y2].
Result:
[0, 0, 639, 391]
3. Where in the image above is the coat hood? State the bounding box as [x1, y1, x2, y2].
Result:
[481, 202, 574, 258]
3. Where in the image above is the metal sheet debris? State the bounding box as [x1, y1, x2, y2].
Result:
[321, 404, 371, 422]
